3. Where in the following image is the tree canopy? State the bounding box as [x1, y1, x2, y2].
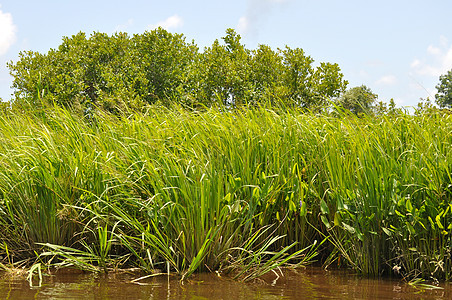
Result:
[8, 28, 348, 112]
[335, 85, 378, 115]
[435, 69, 452, 108]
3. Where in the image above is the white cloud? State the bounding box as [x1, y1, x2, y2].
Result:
[411, 36, 452, 77]
[237, 0, 291, 37]
[444, 47, 452, 70]
[427, 45, 441, 56]
[440, 35, 448, 48]
[237, 16, 250, 34]
[149, 15, 183, 31]
[0, 6, 17, 56]
[376, 75, 397, 86]
[410, 59, 420, 68]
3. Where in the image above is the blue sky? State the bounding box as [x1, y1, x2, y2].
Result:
[1, 0, 451, 107]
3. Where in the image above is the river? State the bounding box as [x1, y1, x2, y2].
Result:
[1, 267, 450, 299]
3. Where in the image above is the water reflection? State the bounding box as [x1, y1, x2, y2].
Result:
[0, 267, 450, 299]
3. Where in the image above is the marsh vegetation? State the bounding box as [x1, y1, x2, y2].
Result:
[0, 103, 450, 282]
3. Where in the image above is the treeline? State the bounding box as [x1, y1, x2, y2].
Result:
[8, 28, 348, 112]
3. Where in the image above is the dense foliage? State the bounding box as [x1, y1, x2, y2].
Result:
[0, 105, 451, 281]
[7, 28, 348, 112]
[436, 69, 452, 108]
[335, 85, 378, 115]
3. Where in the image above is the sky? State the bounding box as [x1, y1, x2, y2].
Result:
[1, 0, 452, 108]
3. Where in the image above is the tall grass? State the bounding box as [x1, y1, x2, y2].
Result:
[0, 104, 450, 281]
[315, 111, 452, 279]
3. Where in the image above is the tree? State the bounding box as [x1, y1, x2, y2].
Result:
[198, 29, 253, 106]
[8, 32, 136, 110]
[8, 29, 198, 112]
[277, 47, 348, 109]
[280, 47, 315, 107]
[249, 44, 284, 105]
[8, 28, 349, 112]
[336, 85, 378, 115]
[388, 98, 396, 113]
[199, 37, 348, 108]
[435, 69, 452, 108]
[373, 100, 387, 115]
[130, 28, 199, 105]
[311, 62, 348, 107]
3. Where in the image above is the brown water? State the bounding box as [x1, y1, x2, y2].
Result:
[1, 267, 450, 299]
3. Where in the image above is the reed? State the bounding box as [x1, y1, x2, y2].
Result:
[0, 104, 450, 281]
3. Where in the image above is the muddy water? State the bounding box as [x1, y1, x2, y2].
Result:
[1, 267, 451, 299]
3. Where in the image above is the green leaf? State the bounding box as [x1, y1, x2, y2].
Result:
[405, 198, 413, 213]
[300, 200, 307, 217]
[341, 222, 355, 234]
[320, 199, 329, 214]
[382, 227, 392, 236]
[406, 222, 416, 235]
[428, 216, 435, 229]
[252, 187, 260, 199]
[356, 232, 364, 241]
[321, 215, 331, 229]
[224, 193, 232, 203]
[436, 214, 444, 230]
[289, 200, 296, 212]
[333, 212, 341, 226]
[336, 196, 345, 211]
[395, 210, 404, 217]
